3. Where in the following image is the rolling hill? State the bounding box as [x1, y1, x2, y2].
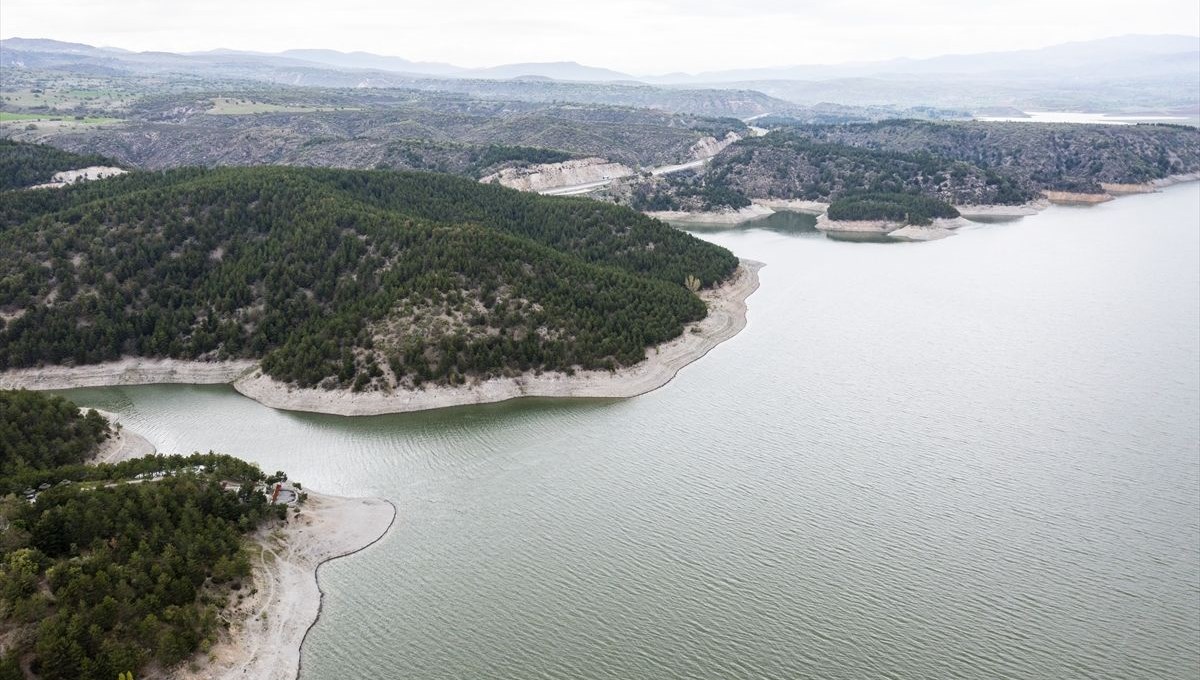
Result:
[0, 150, 738, 391]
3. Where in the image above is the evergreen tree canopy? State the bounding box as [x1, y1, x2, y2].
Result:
[0, 161, 739, 391]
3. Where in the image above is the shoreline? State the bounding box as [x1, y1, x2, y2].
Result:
[1, 261, 763, 417]
[815, 215, 970, 241]
[75, 416, 395, 680]
[1042, 172, 1200, 204]
[295, 497, 398, 678]
[87, 408, 156, 463]
[646, 204, 774, 225]
[233, 259, 763, 415]
[0, 357, 256, 391]
[644, 172, 1200, 225]
[173, 492, 396, 680]
[648, 199, 827, 226]
[954, 201, 1049, 219]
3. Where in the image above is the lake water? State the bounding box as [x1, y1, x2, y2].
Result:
[975, 111, 1199, 126]
[59, 183, 1200, 679]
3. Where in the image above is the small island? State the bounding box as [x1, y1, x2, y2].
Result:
[817, 192, 968, 241]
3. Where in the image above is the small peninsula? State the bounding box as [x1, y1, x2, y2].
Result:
[0, 143, 751, 415]
[0, 389, 394, 680]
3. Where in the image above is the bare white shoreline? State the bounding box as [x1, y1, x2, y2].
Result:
[234, 260, 763, 415]
[753, 198, 830, 214]
[646, 204, 774, 225]
[815, 215, 970, 241]
[174, 492, 396, 680]
[0, 357, 256, 391]
[955, 201, 1049, 219]
[644, 172, 1200, 225]
[647, 199, 826, 226]
[73, 415, 395, 680]
[87, 407, 157, 463]
[1, 262, 762, 417]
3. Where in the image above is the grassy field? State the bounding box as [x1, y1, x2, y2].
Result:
[1, 89, 132, 110]
[0, 112, 122, 124]
[205, 97, 344, 114]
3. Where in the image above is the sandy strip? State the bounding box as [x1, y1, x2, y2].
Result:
[1042, 173, 1200, 205]
[232, 260, 762, 416]
[0, 358, 256, 391]
[1041, 190, 1114, 205]
[955, 201, 1049, 219]
[87, 408, 157, 463]
[887, 225, 955, 242]
[816, 215, 970, 240]
[173, 493, 396, 680]
[753, 198, 830, 214]
[647, 172, 1199, 226]
[647, 204, 775, 225]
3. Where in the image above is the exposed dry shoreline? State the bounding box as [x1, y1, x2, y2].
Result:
[72, 415, 395, 680]
[646, 172, 1200, 225]
[815, 214, 970, 242]
[88, 407, 156, 463]
[175, 493, 396, 680]
[647, 199, 827, 226]
[0, 357, 256, 391]
[1041, 190, 1114, 204]
[1, 261, 762, 417]
[647, 204, 775, 225]
[1042, 172, 1200, 204]
[954, 201, 1049, 219]
[234, 259, 763, 415]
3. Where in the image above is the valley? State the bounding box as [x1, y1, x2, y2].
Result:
[2, 23, 1198, 680]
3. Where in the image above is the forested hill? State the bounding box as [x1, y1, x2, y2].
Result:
[0, 139, 119, 191]
[0, 389, 111, 474]
[622, 121, 1200, 212]
[778, 120, 1200, 193]
[626, 135, 1033, 212]
[0, 161, 738, 391]
[0, 389, 284, 680]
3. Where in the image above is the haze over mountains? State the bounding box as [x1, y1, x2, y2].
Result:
[3, 33, 1196, 115]
[3, 33, 1195, 84]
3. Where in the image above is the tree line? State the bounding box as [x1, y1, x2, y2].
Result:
[827, 192, 961, 225]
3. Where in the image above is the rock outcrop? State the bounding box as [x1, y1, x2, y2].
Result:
[481, 157, 634, 192]
[689, 132, 742, 160]
[30, 165, 127, 189]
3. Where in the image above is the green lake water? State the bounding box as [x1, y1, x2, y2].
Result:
[59, 183, 1200, 679]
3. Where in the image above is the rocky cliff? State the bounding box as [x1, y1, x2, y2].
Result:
[481, 157, 635, 192]
[690, 132, 742, 160]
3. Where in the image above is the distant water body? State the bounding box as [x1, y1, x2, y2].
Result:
[61, 183, 1200, 679]
[976, 111, 1198, 126]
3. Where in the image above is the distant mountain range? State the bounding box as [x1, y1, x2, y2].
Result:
[1, 35, 1196, 115]
[2, 37, 639, 83]
[648, 34, 1199, 83]
[4, 34, 1196, 84]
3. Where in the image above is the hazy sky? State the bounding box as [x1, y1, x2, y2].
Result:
[2, 0, 1198, 73]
